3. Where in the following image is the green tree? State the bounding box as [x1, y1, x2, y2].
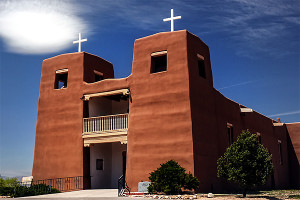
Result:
[0, 177, 19, 187]
[0, 177, 19, 197]
[217, 130, 273, 197]
[148, 160, 199, 194]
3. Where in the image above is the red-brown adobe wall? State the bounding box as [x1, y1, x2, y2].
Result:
[212, 90, 290, 190]
[236, 105, 289, 188]
[32, 52, 128, 182]
[186, 32, 220, 192]
[182, 30, 289, 192]
[286, 123, 300, 188]
[126, 31, 195, 192]
[33, 30, 296, 192]
[83, 53, 115, 82]
[287, 123, 300, 162]
[32, 53, 86, 180]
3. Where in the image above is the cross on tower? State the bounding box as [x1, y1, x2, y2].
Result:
[163, 9, 181, 32]
[73, 33, 87, 52]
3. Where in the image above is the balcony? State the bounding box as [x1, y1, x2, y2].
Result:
[82, 114, 128, 146]
[83, 113, 128, 133]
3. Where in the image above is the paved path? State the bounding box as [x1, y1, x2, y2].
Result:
[14, 189, 148, 199]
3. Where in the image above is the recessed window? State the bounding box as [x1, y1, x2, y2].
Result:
[54, 69, 68, 89]
[94, 70, 104, 82]
[257, 132, 261, 144]
[227, 123, 234, 146]
[151, 51, 167, 73]
[278, 140, 283, 165]
[96, 159, 104, 170]
[197, 54, 206, 79]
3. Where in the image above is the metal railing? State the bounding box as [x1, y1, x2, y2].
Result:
[83, 113, 128, 133]
[118, 175, 130, 196]
[13, 176, 85, 197]
[32, 176, 84, 192]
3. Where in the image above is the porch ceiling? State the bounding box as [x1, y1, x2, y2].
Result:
[82, 131, 127, 147]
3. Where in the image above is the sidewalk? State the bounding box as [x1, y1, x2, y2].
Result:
[16, 189, 148, 199]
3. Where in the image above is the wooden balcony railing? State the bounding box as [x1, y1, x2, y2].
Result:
[83, 113, 128, 133]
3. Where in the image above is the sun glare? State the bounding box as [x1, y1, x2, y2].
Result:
[0, 0, 87, 54]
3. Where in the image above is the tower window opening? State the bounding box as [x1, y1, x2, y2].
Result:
[54, 69, 68, 89]
[151, 51, 167, 73]
[197, 54, 206, 79]
[278, 140, 283, 165]
[94, 70, 104, 82]
[227, 123, 234, 146]
[257, 132, 262, 144]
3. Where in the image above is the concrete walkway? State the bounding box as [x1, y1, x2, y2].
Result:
[16, 189, 148, 199]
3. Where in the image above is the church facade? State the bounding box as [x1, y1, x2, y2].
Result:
[32, 30, 300, 192]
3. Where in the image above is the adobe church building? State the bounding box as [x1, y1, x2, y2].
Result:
[32, 30, 300, 193]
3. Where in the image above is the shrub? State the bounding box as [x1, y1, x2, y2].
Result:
[148, 160, 199, 194]
[0, 186, 15, 197]
[0, 177, 60, 197]
[0, 177, 19, 197]
[15, 184, 61, 197]
[184, 172, 200, 191]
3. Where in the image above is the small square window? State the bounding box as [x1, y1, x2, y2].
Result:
[54, 69, 68, 89]
[151, 51, 167, 73]
[96, 159, 103, 170]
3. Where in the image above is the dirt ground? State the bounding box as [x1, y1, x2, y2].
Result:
[141, 190, 300, 200]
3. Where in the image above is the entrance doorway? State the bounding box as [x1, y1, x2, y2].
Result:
[89, 142, 127, 189]
[122, 151, 127, 178]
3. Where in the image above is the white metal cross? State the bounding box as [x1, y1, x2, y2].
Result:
[73, 33, 87, 52]
[163, 9, 181, 32]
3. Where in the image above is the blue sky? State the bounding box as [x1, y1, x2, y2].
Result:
[0, 0, 299, 178]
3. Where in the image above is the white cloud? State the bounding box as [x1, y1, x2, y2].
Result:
[217, 80, 258, 90]
[81, 0, 299, 57]
[268, 110, 300, 117]
[0, 0, 89, 54]
[1, 0, 297, 56]
[206, 0, 300, 57]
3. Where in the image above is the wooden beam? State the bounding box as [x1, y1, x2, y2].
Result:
[227, 122, 233, 127]
[56, 68, 68, 74]
[240, 108, 253, 113]
[151, 50, 167, 57]
[84, 135, 127, 144]
[82, 89, 129, 101]
[273, 123, 284, 127]
[94, 70, 103, 76]
[197, 54, 204, 60]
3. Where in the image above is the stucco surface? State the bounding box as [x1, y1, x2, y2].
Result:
[32, 52, 128, 181]
[32, 30, 298, 192]
[287, 123, 300, 160]
[126, 30, 194, 192]
[286, 122, 300, 188]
